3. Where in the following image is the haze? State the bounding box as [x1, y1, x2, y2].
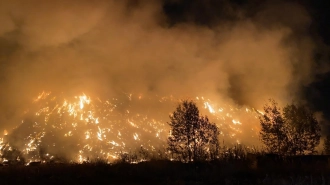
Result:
[0, 0, 325, 134]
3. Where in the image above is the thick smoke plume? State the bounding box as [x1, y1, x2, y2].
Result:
[0, 0, 323, 138]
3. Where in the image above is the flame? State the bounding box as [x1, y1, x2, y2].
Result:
[79, 94, 90, 109]
[232, 120, 241, 125]
[256, 109, 264, 115]
[4, 130, 8, 136]
[0, 92, 261, 163]
[34, 91, 51, 102]
[204, 101, 215, 114]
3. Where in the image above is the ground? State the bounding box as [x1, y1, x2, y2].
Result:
[1, 160, 330, 185]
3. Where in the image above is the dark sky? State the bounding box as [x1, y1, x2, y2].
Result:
[301, 0, 330, 121]
[162, 0, 330, 119]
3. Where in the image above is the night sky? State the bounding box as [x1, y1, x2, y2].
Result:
[162, 0, 330, 117]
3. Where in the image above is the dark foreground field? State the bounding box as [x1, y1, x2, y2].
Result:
[1, 160, 330, 185]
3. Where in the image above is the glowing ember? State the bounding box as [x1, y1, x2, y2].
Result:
[0, 92, 262, 163]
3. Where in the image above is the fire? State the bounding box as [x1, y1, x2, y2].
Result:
[232, 120, 241, 125]
[34, 91, 51, 102]
[0, 92, 262, 163]
[85, 131, 91, 139]
[133, 133, 139, 140]
[256, 109, 264, 115]
[78, 94, 90, 109]
[204, 101, 215, 114]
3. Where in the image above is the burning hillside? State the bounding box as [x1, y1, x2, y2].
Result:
[0, 92, 262, 163]
[0, 0, 321, 165]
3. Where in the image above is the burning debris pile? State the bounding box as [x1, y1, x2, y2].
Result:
[0, 92, 262, 164]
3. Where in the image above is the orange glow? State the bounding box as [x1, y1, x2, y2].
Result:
[0, 92, 262, 163]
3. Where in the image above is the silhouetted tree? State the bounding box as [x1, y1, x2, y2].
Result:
[196, 116, 219, 160]
[283, 103, 321, 155]
[259, 99, 287, 155]
[259, 100, 321, 155]
[323, 135, 330, 155]
[167, 100, 219, 162]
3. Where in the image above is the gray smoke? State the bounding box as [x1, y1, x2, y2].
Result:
[0, 0, 327, 135]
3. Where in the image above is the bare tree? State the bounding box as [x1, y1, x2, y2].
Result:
[167, 100, 219, 162]
[259, 100, 321, 155]
[283, 103, 321, 155]
[259, 99, 287, 155]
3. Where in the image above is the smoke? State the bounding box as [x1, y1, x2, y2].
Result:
[0, 0, 325, 136]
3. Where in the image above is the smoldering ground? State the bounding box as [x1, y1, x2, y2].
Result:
[0, 0, 328, 137]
